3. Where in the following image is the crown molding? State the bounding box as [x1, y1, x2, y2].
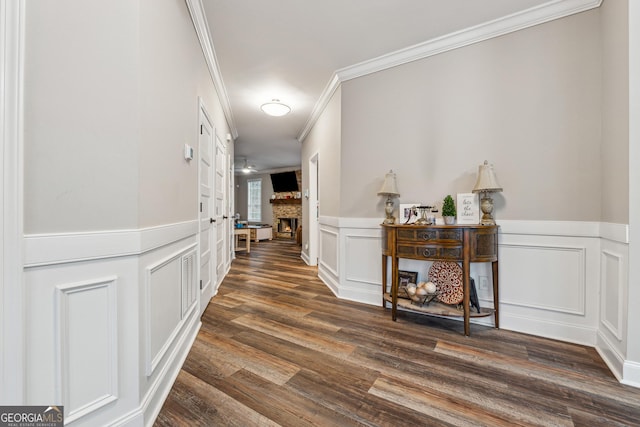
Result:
[297, 73, 341, 142]
[185, 0, 238, 139]
[298, 0, 602, 142]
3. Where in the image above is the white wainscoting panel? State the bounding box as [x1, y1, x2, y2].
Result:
[55, 277, 118, 423]
[23, 221, 204, 426]
[497, 232, 600, 345]
[319, 218, 608, 347]
[24, 255, 139, 427]
[596, 237, 629, 382]
[499, 243, 586, 315]
[318, 222, 340, 297]
[601, 250, 624, 340]
[320, 229, 339, 276]
[342, 230, 381, 305]
[145, 243, 197, 377]
[182, 250, 198, 318]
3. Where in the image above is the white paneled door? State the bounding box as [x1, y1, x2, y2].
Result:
[199, 106, 216, 316]
[214, 135, 227, 284]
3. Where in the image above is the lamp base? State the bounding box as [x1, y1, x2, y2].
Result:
[382, 216, 396, 225]
[382, 197, 396, 224]
[479, 194, 496, 225]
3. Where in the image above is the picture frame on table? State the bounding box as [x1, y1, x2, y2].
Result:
[397, 270, 418, 299]
[456, 193, 480, 225]
[399, 203, 419, 224]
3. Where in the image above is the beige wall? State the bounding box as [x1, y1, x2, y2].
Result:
[301, 87, 342, 253]
[601, 0, 630, 224]
[24, 0, 140, 233]
[340, 10, 602, 221]
[301, 87, 342, 217]
[234, 172, 275, 224]
[24, 0, 231, 233]
[138, 0, 224, 228]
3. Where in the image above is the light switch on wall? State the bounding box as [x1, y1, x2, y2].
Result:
[184, 144, 194, 160]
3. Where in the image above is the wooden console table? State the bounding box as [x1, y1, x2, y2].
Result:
[381, 224, 499, 336]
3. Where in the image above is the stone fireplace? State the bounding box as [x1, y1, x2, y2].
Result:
[270, 170, 303, 239]
[272, 202, 302, 239]
[277, 217, 298, 238]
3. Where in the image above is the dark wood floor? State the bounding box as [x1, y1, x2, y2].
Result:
[155, 239, 640, 426]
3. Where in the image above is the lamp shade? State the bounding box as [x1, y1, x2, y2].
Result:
[472, 161, 503, 193]
[378, 170, 400, 197]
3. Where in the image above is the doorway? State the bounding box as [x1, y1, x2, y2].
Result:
[308, 153, 319, 266]
[198, 103, 216, 316]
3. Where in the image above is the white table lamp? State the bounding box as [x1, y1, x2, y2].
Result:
[472, 161, 503, 225]
[378, 170, 400, 224]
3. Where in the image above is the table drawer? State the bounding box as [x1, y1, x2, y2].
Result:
[397, 244, 463, 261]
[397, 228, 463, 243]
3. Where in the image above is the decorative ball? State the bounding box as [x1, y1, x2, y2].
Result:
[425, 281, 437, 294]
[415, 287, 428, 296]
[406, 284, 417, 296]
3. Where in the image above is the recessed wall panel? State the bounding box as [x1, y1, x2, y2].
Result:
[56, 277, 118, 422]
[601, 250, 623, 339]
[147, 256, 182, 376]
[500, 243, 585, 315]
[345, 234, 380, 286]
[320, 229, 339, 275]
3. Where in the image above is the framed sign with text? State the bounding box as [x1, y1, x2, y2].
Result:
[456, 193, 479, 224]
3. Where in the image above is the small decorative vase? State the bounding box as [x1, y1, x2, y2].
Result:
[444, 216, 455, 225]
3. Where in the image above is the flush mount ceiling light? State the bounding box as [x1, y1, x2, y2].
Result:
[260, 99, 291, 117]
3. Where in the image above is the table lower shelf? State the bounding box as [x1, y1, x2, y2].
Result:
[383, 293, 494, 318]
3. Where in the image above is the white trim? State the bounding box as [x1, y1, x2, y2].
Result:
[338, 0, 602, 83]
[110, 315, 201, 427]
[298, 0, 602, 142]
[0, 0, 25, 404]
[596, 330, 625, 381]
[185, 0, 238, 139]
[23, 220, 199, 267]
[498, 219, 601, 237]
[600, 222, 629, 244]
[306, 152, 319, 266]
[298, 74, 340, 142]
[628, 0, 640, 389]
[622, 361, 640, 388]
[319, 217, 628, 240]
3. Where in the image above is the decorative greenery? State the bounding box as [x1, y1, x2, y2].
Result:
[442, 195, 456, 217]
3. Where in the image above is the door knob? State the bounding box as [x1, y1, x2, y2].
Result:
[223, 215, 228, 219]
[210, 218, 215, 223]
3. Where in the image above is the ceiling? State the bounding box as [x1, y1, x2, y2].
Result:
[200, 0, 568, 173]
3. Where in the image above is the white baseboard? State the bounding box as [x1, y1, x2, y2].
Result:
[622, 361, 640, 388]
[300, 251, 311, 265]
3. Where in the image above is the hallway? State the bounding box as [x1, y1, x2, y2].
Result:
[155, 239, 640, 426]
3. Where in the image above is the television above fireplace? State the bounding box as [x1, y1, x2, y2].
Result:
[270, 171, 298, 192]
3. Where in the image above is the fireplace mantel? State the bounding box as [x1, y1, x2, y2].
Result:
[270, 199, 302, 205]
